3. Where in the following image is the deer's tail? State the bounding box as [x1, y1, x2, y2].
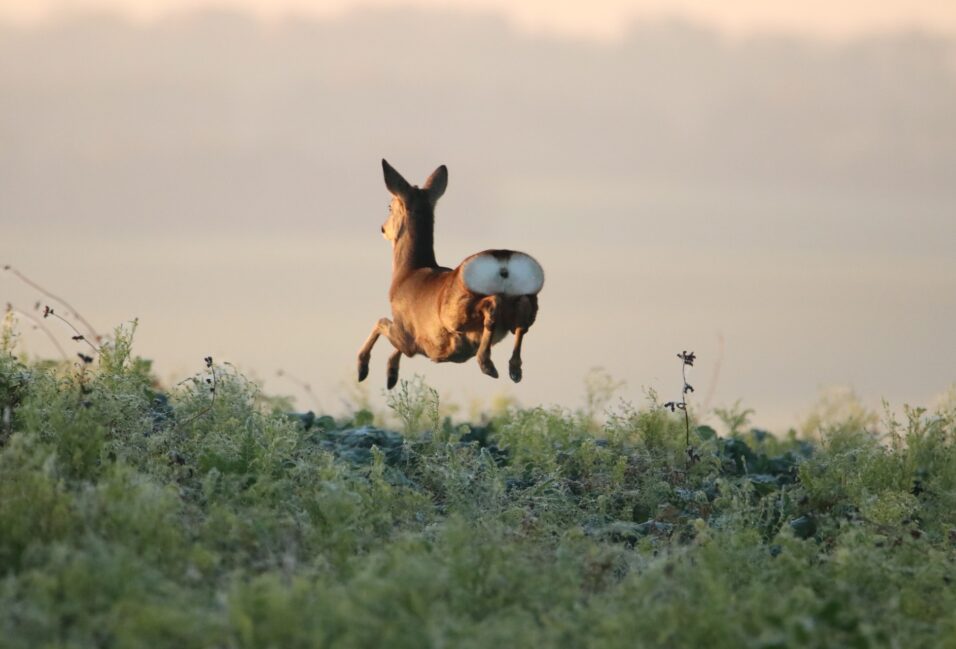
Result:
[462, 250, 544, 296]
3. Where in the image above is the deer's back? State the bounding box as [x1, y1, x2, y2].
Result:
[388, 267, 460, 358]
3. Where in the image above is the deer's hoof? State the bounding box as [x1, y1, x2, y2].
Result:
[479, 360, 499, 379]
[509, 361, 522, 383]
[386, 369, 399, 390]
[357, 360, 369, 383]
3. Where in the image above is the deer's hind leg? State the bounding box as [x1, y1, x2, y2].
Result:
[508, 295, 537, 383]
[386, 349, 402, 390]
[476, 296, 501, 379]
[357, 317, 406, 388]
[509, 328, 526, 383]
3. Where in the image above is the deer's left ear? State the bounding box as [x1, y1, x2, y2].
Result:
[423, 165, 448, 205]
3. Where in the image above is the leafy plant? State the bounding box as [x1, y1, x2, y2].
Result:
[0, 320, 954, 649]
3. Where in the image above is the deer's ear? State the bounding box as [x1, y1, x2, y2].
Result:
[423, 165, 448, 205]
[382, 159, 412, 199]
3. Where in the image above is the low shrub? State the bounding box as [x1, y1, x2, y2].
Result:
[1, 326, 954, 648]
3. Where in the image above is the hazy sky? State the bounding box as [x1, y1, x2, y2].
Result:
[3, 0, 956, 39]
[2, 5, 955, 431]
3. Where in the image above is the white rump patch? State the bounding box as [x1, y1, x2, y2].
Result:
[462, 251, 544, 296]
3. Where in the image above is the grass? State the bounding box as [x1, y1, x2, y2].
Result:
[1, 319, 955, 648]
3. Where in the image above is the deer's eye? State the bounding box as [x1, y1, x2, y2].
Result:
[381, 226, 386, 234]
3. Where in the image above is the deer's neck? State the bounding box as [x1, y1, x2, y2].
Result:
[392, 218, 438, 275]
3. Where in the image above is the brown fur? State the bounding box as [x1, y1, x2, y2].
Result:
[357, 160, 541, 388]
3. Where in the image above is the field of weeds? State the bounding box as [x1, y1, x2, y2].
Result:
[1, 321, 955, 648]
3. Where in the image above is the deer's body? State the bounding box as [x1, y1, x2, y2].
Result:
[357, 160, 543, 388]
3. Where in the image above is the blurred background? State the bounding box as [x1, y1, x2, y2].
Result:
[2, 0, 954, 430]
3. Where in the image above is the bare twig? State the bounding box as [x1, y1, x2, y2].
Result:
[73, 353, 95, 416]
[680, 351, 694, 447]
[5, 303, 69, 360]
[276, 368, 322, 412]
[178, 356, 218, 428]
[3, 265, 101, 342]
[664, 350, 698, 464]
[41, 306, 100, 354]
[699, 333, 724, 415]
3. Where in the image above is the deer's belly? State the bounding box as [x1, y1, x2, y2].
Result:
[427, 330, 480, 363]
[424, 325, 509, 364]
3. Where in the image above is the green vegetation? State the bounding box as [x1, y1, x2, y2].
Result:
[1, 321, 955, 648]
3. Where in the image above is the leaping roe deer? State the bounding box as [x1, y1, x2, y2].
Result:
[357, 160, 544, 389]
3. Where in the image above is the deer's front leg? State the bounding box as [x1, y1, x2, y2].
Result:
[357, 317, 392, 382]
[476, 296, 500, 379]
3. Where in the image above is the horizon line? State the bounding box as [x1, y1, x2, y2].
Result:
[1, 2, 955, 44]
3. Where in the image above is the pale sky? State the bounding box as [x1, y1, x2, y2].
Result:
[2, 4, 954, 431]
[3, 0, 956, 39]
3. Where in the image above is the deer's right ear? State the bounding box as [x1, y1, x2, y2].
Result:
[382, 159, 412, 199]
[423, 165, 448, 205]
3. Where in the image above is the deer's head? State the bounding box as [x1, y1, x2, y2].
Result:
[381, 159, 448, 245]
